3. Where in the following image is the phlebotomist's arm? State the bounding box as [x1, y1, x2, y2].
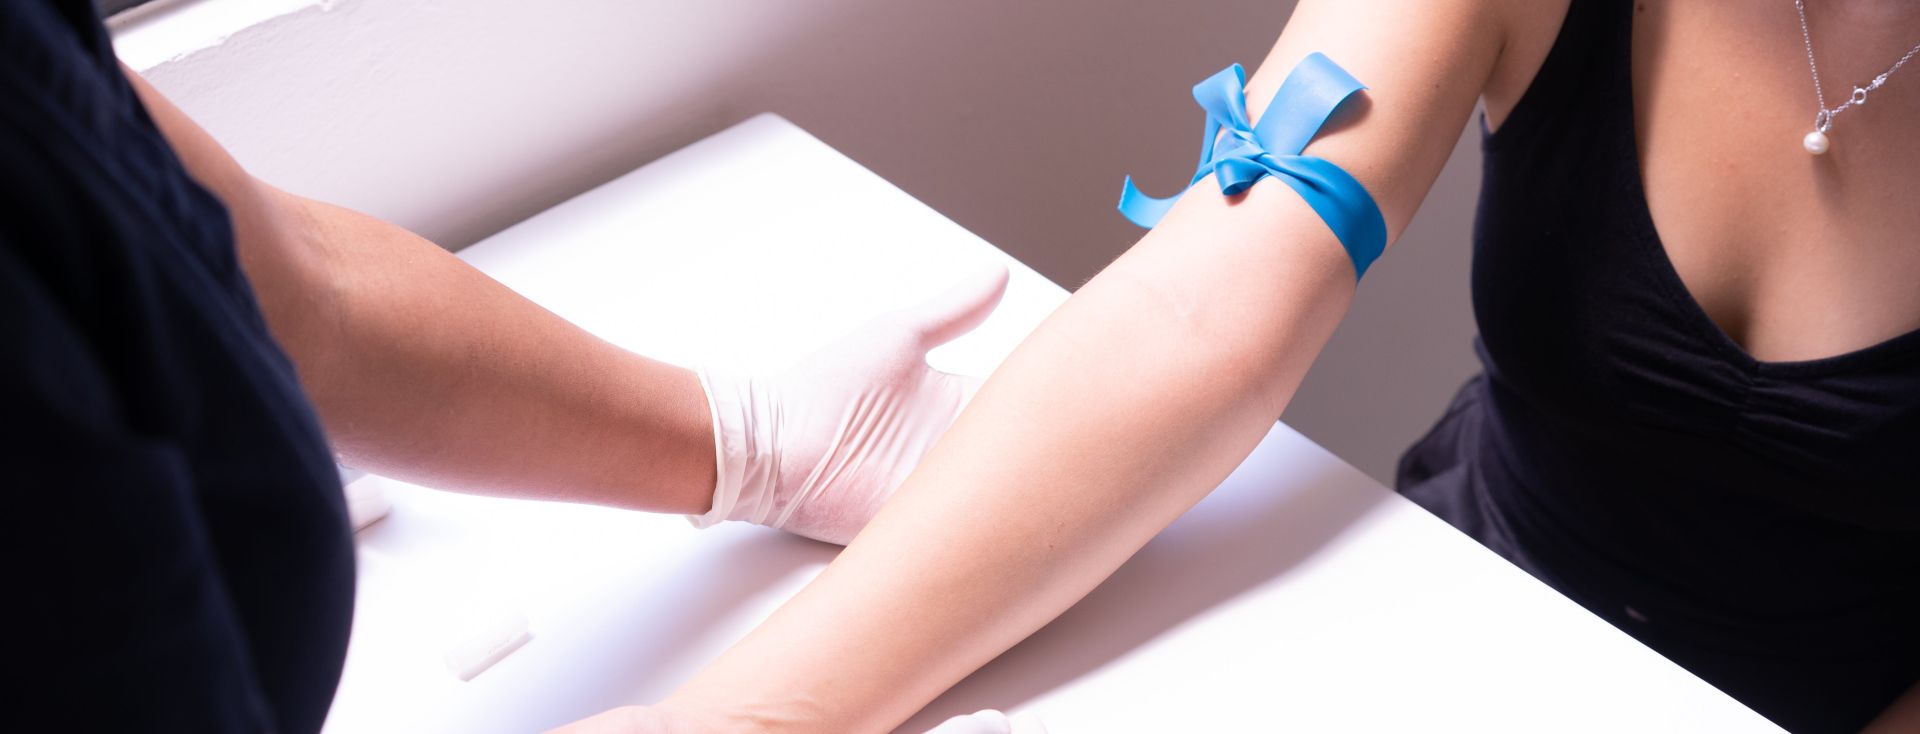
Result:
[121, 67, 724, 514]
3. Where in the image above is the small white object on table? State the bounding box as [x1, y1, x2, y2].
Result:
[322, 114, 1782, 734]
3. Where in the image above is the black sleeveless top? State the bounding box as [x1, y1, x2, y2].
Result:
[1395, 1, 1920, 732]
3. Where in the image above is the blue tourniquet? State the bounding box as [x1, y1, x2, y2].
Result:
[1118, 53, 1388, 279]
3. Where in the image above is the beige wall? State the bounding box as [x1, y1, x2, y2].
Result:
[122, 0, 1482, 483]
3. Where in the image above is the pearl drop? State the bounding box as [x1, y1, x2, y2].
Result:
[1803, 130, 1830, 155]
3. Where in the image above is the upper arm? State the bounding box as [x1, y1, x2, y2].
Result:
[1091, 0, 1521, 410]
[1243, 0, 1518, 243]
[120, 63, 262, 211]
[119, 65, 344, 367]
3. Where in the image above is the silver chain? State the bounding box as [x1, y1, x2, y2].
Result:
[1796, 0, 1920, 133]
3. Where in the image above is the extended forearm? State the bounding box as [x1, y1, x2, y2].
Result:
[660, 183, 1357, 732]
[272, 191, 716, 511]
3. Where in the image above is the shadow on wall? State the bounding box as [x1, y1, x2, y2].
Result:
[140, 0, 1481, 474]
[735, 0, 1297, 283]
[136, 0, 1291, 282]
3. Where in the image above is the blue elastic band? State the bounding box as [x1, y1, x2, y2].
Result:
[1118, 53, 1388, 280]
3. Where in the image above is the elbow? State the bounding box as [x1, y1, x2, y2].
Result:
[232, 184, 355, 392]
[1095, 264, 1338, 421]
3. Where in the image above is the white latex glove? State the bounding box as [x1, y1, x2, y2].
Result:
[924, 709, 1050, 734]
[690, 265, 1010, 545]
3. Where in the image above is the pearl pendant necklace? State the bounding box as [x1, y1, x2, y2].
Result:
[1795, 0, 1920, 155]
[1803, 129, 1830, 155]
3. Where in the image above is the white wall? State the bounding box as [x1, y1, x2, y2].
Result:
[117, 0, 1482, 483]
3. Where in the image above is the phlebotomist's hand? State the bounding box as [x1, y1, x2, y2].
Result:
[123, 57, 1011, 544]
[690, 265, 1009, 545]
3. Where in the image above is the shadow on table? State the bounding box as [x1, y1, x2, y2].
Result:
[895, 427, 1391, 732]
[412, 423, 1384, 733]
[439, 527, 837, 734]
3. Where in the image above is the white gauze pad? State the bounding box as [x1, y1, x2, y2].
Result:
[442, 610, 532, 681]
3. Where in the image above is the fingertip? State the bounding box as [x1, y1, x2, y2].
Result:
[912, 262, 1012, 349]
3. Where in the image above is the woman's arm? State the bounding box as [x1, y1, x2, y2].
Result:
[645, 1, 1522, 730]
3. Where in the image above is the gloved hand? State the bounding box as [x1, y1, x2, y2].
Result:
[690, 265, 1010, 545]
[924, 709, 1050, 734]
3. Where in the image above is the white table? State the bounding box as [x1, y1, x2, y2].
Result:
[323, 115, 1782, 734]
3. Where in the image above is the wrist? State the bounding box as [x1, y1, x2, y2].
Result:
[688, 365, 777, 528]
[651, 697, 790, 734]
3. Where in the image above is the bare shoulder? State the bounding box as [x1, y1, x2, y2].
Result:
[1484, 0, 1574, 129]
[1233, 0, 1563, 243]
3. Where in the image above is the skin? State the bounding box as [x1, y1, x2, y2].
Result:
[1630, 0, 1920, 362]
[561, 0, 1920, 731]
[585, 1, 1512, 730]
[124, 0, 1920, 726]
[123, 67, 720, 515]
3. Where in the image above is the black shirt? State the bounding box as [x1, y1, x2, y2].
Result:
[1396, 1, 1920, 732]
[3, 2, 354, 732]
